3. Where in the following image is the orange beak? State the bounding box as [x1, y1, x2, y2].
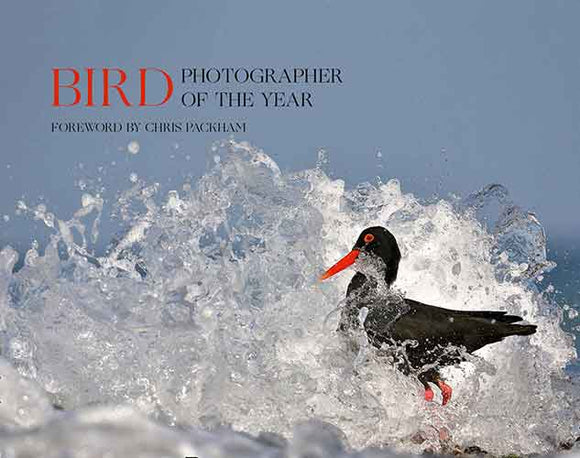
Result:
[319, 249, 360, 281]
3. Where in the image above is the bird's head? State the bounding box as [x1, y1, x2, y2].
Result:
[319, 226, 401, 285]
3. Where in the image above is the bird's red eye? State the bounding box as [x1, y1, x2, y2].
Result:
[364, 234, 375, 243]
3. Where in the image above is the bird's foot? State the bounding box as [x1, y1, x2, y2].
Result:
[424, 386, 434, 402]
[437, 380, 453, 406]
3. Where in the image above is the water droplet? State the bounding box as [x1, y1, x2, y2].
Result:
[452, 262, 461, 276]
[127, 141, 140, 155]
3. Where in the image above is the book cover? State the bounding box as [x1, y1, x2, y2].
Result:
[0, 2, 578, 456]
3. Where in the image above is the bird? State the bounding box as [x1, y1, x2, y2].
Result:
[319, 226, 537, 405]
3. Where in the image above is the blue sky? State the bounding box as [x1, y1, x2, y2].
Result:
[1, 1, 579, 252]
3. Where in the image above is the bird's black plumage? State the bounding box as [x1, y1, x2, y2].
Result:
[323, 226, 537, 404]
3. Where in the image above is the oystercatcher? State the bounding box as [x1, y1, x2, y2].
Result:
[320, 226, 536, 405]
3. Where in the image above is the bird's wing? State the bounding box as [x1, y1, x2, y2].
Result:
[366, 297, 535, 353]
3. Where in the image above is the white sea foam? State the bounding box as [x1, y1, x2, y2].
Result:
[0, 140, 577, 456]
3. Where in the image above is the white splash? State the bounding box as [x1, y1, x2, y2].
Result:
[0, 140, 576, 457]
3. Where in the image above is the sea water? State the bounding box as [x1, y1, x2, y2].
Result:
[0, 140, 578, 457]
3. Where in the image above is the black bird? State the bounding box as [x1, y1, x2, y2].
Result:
[320, 226, 536, 405]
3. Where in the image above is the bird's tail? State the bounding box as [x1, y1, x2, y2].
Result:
[462, 310, 538, 338]
[506, 323, 537, 336]
[456, 310, 537, 350]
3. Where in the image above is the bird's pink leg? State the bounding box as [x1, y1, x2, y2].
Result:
[437, 380, 453, 406]
[424, 385, 434, 402]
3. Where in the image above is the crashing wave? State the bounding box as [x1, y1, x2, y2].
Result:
[0, 140, 577, 456]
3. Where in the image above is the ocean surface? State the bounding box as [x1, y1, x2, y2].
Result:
[0, 140, 578, 457]
[546, 237, 580, 375]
